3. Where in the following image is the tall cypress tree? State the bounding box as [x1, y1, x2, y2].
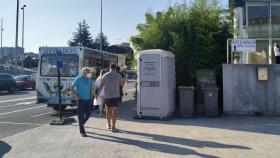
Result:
[68, 20, 94, 48]
[92, 33, 110, 51]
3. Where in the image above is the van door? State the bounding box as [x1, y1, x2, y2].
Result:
[1, 75, 10, 90]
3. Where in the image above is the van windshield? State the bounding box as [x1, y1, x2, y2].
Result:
[40, 54, 79, 77]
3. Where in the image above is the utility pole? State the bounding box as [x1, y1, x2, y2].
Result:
[100, 0, 103, 51]
[15, 0, 20, 69]
[21, 5, 26, 73]
[1, 18, 3, 65]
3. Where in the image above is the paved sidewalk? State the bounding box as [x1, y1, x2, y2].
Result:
[1, 99, 280, 158]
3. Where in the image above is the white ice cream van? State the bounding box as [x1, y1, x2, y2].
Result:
[36, 47, 120, 111]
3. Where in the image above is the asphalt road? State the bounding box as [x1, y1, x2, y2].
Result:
[0, 82, 136, 139]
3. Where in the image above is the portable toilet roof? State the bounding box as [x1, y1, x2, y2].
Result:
[137, 49, 175, 58]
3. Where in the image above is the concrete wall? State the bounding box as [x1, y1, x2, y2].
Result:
[223, 64, 280, 114]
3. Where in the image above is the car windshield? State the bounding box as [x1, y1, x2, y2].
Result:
[0, 74, 12, 79]
[14, 76, 26, 81]
[40, 54, 79, 77]
[126, 72, 137, 80]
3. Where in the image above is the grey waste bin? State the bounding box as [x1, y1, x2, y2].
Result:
[178, 87, 195, 118]
[202, 87, 219, 117]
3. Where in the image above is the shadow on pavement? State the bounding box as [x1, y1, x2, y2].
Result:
[116, 99, 280, 136]
[86, 131, 249, 157]
[88, 128, 250, 150]
[50, 108, 77, 118]
[0, 140, 11, 158]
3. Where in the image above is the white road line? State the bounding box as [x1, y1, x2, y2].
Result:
[0, 122, 44, 126]
[0, 96, 36, 103]
[31, 111, 55, 118]
[0, 105, 45, 116]
[0, 101, 36, 108]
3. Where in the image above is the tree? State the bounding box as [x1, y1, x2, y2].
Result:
[68, 20, 94, 48]
[92, 33, 110, 51]
[131, 0, 232, 86]
[108, 44, 134, 67]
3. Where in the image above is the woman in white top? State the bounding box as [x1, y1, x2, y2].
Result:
[95, 69, 106, 116]
[274, 43, 280, 64]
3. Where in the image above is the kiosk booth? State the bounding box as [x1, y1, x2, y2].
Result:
[136, 49, 176, 119]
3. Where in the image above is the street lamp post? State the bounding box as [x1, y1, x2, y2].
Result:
[21, 5, 26, 73]
[15, 0, 20, 70]
[100, 0, 103, 51]
[1, 18, 3, 64]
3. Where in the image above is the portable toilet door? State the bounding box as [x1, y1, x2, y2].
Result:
[137, 49, 176, 119]
[137, 52, 162, 119]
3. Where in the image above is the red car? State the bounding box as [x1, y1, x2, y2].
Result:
[14, 75, 36, 90]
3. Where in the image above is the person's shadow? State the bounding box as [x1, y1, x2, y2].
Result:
[86, 128, 251, 157]
[115, 129, 251, 149]
[0, 141, 11, 158]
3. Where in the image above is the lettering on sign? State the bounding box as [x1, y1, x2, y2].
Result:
[143, 61, 156, 76]
[232, 39, 256, 52]
[41, 48, 78, 54]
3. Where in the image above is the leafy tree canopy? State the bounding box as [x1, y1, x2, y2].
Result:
[131, 0, 232, 86]
[108, 44, 134, 66]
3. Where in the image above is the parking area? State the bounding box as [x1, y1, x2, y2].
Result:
[0, 82, 136, 139]
[0, 90, 60, 139]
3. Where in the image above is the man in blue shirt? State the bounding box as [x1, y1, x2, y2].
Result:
[71, 67, 93, 137]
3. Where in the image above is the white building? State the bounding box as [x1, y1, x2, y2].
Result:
[231, 0, 280, 64]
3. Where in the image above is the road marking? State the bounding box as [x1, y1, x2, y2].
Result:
[0, 105, 45, 116]
[0, 101, 36, 108]
[0, 122, 45, 126]
[0, 96, 36, 103]
[31, 111, 55, 118]
[126, 89, 136, 92]
[3, 124, 49, 141]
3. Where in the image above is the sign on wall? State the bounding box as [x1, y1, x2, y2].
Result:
[232, 39, 256, 52]
[142, 61, 157, 77]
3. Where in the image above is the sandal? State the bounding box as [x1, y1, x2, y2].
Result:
[107, 124, 111, 129]
[112, 128, 119, 132]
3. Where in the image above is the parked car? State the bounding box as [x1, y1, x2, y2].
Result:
[14, 75, 36, 90]
[124, 70, 138, 83]
[0, 73, 16, 93]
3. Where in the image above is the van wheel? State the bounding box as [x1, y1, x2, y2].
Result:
[52, 105, 67, 111]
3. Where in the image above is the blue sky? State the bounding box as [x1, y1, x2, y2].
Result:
[1, 0, 228, 53]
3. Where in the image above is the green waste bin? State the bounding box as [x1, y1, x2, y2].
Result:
[178, 87, 195, 118]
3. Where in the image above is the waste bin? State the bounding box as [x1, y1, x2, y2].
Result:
[202, 87, 219, 117]
[178, 87, 195, 118]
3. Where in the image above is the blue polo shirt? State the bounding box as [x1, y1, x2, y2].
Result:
[71, 76, 92, 100]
